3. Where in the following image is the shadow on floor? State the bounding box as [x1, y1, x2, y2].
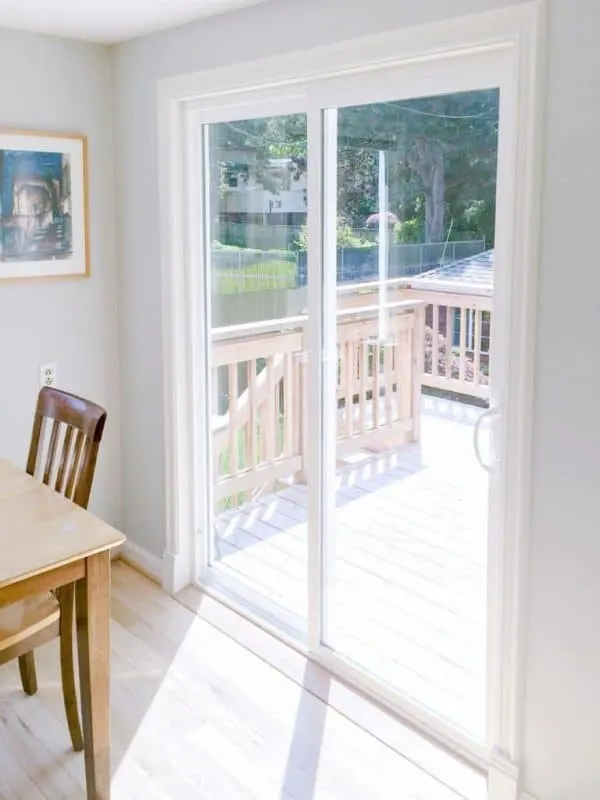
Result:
[280, 663, 331, 800]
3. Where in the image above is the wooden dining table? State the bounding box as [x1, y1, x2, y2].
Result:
[0, 458, 125, 799]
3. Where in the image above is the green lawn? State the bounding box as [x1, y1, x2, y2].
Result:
[214, 259, 297, 295]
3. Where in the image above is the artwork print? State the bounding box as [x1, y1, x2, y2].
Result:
[0, 132, 88, 280]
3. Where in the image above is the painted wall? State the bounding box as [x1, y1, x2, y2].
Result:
[0, 30, 121, 525]
[113, 1, 600, 797]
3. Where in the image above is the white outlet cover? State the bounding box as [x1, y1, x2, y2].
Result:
[40, 363, 57, 388]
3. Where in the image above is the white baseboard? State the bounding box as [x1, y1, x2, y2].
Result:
[488, 749, 519, 800]
[119, 540, 163, 584]
[161, 549, 194, 594]
[521, 793, 538, 800]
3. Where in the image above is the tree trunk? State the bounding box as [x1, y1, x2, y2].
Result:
[426, 145, 445, 243]
[412, 139, 445, 243]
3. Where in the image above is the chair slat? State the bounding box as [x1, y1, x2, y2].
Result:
[42, 420, 61, 486]
[55, 425, 74, 493]
[65, 430, 85, 500]
[26, 415, 43, 477]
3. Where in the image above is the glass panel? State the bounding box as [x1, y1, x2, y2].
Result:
[323, 89, 499, 740]
[205, 113, 309, 640]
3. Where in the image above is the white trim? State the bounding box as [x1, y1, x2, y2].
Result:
[158, 90, 197, 593]
[305, 100, 325, 649]
[187, 111, 212, 582]
[157, 0, 545, 776]
[158, 5, 539, 103]
[485, 0, 546, 770]
[520, 793, 538, 800]
[119, 541, 163, 584]
[488, 749, 519, 800]
[318, 646, 488, 769]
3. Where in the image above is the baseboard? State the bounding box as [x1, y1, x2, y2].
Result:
[161, 548, 195, 594]
[488, 749, 519, 800]
[118, 540, 163, 585]
[521, 793, 538, 800]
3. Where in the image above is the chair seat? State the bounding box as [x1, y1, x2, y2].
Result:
[0, 593, 60, 652]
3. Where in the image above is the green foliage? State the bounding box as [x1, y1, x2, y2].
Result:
[212, 88, 499, 250]
[393, 218, 424, 244]
[336, 89, 499, 243]
[293, 218, 374, 251]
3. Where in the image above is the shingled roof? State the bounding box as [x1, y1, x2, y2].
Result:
[408, 248, 494, 295]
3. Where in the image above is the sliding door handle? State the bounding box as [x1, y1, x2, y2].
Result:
[473, 406, 498, 472]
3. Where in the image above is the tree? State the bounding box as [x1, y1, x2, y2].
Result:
[210, 88, 499, 247]
[336, 89, 499, 243]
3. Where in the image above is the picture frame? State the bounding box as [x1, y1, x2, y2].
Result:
[0, 130, 89, 280]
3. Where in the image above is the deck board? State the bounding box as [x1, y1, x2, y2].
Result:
[211, 395, 489, 740]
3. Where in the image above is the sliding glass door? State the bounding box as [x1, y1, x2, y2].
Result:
[202, 110, 311, 640]
[317, 91, 498, 743]
[190, 47, 510, 757]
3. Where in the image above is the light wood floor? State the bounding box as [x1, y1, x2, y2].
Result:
[0, 562, 485, 800]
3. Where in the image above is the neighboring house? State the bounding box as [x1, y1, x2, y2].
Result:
[220, 156, 307, 233]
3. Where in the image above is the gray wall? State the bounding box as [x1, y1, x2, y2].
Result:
[113, 1, 600, 798]
[0, 31, 121, 526]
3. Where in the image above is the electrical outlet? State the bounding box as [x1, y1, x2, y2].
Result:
[40, 363, 57, 388]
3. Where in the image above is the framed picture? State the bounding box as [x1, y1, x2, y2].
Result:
[0, 130, 89, 280]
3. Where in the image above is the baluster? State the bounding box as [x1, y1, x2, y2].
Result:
[266, 355, 276, 464]
[411, 305, 425, 441]
[473, 308, 482, 387]
[373, 343, 381, 429]
[345, 341, 354, 438]
[284, 352, 294, 457]
[459, 307, 467, 384]
[445, 305, 453, 379]
[400, 328, 412, 421]
[384, 339, 394, 425]
[431, 304, 439, 378]
[391, 339, 400, 423]
[299, 349, 308, 473]
[248, 360, 257, 468]
[360, 340, 368, 433]
[228, 363, 239, 477]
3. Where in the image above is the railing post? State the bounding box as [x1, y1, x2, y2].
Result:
[411, 303, 425, 442]
[294, 337, 309, 484]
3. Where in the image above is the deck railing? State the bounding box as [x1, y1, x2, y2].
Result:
[404, 288, 492, 401]
[337, 280, 492, 402]
[212, 301, 424, 503]
[211, 280, 490, 503]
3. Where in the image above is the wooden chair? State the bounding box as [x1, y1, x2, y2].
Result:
[0, 387, 107, 752]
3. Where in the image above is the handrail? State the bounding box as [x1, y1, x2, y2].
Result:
[212, 301, 424, 504]
[212, 299, 423, 342]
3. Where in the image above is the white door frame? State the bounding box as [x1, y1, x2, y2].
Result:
[157, 3, 546, 794]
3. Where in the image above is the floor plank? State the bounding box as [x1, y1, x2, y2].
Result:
[0, 562, 485, 799]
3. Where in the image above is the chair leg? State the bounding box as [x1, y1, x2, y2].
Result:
[18, 652, 37, 695]
[58, 584, 84, 752]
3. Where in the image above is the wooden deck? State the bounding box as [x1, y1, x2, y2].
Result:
[212, 395, 489, 741]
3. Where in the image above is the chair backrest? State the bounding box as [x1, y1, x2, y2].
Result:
[26, 387, 107, 510]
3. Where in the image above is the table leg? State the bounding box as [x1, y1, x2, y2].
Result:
[76, 551, 111, 799]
